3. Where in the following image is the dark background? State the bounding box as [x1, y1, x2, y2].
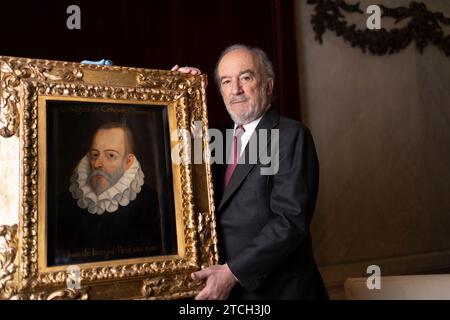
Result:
[0, 0, 301, 128]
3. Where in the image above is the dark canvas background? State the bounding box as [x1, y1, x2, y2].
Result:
[45, 100, 177, 264]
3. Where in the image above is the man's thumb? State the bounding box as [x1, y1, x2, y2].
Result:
[191, 269, 209, 281]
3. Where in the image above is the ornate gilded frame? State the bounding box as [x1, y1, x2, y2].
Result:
[0, 56, 218, 300]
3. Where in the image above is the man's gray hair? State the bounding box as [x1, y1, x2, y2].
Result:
[214, 44, 275, 87]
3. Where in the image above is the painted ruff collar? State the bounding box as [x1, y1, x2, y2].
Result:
[69, 155, 145, 215]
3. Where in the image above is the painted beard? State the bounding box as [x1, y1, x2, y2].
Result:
[69, 155, 145, 215]
[88, 165, 125, 195]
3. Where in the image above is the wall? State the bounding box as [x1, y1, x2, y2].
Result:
[295, 0, 450, 298]
[0, 136, 20, 226]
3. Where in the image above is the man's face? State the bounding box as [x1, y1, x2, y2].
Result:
[217, 49, 273, 125]
[88, 128, 129, 195]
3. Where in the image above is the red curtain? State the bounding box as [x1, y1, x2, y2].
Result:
[271, 0, 302, 122]
[1, 0, 301, 127]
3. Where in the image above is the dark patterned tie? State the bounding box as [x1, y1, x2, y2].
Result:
[223, 125, 245, 189]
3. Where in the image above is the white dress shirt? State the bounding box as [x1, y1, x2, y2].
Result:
[234, 115, 264, 157]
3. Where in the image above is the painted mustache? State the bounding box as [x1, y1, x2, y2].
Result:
[230, 95, 248, 104]
[88, 166, 125, 195]
[88, 169, 113, 184]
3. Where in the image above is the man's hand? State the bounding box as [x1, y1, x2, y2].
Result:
[192, 263, 238, 300]
[171, 65, 202, 75]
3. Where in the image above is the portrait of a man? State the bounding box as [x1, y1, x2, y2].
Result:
[45, 101, 178, 266]
[69, 122, 149, 215]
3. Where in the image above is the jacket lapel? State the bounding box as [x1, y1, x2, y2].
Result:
[218, 107, 279, 211]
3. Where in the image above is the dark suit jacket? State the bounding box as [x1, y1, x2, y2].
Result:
[214, 107, 328, 300]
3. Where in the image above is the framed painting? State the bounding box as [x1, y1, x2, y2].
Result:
[0, 56, 218, 300]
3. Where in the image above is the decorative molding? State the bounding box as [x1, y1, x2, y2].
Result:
[137, 71, 208, 135]
[0, 60, 84, 138]
[141, 274, 203, 300]
[307, 0, 450, 56]
[10, 287, 89, 300]
[0, 224, 18, 299]
[137, 70, 195, 91]
[21, 80, 39, 289]
[194, 76, 219, 269]
[197, 212, 219, 269]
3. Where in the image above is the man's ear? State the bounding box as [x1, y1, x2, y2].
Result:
[266, 78, 274, 96]
[124, 154, 135, 170]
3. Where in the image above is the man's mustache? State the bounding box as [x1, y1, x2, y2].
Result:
[88, 169, 113, 183]
[230, 94, 248, 104]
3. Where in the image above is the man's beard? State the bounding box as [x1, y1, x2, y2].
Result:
[225, 85, 268, 125]
[88, 165, 125, 195]
[69, 155, 145, 215]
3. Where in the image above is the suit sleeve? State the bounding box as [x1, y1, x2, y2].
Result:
[227, 126, 319, 291]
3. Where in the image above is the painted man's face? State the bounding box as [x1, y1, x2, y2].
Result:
[88, 128, 133, 195]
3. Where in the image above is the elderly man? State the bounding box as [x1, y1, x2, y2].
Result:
[173, 44, 327, 300]
[52, 122, 163, 265]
